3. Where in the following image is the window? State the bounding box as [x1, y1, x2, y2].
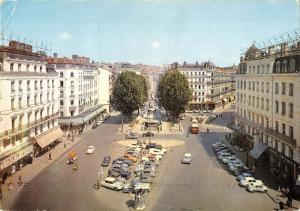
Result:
[289, 103, 293, 118]
[282, 82, 286, 95]
[10, 63, 14, 71]
[252, 81, 255, 91]
[27, 80, 30, 91]
[27, 96, 30, 106]
[60, 100, 63, 106]
[289, 83, 293, 96]
[34, 95, 37, 105]
[34, 81, 38, 90]
[11, 98, 15, 110]
[18, 64, 21, 71]
[266, 82, 270, 93]
[19, 81, 22, 91]
[26, 64, 29, 72]
[275, 101, 279, 113]
[34, 65, 37, 72]
[40, 80, 42, 89]
[252, 96, 255, 107]
[70, 100, 74, 105]
[248, 81, 251, 90]
[71, 81, 74, 87]
[289, 126, 294, 138]
[40, 94, 42, 103]
[60, 91, 63, 98]
[60, 81, 64, 87]
[289, 59, 296, 72]
[40, 66, 42, 72]
[256, 97, 259, 108]
[267, 64, 270, 73]
[60, 72, 63, 77]
[257, 65, 260, 74]
[11, 81, 15, 92]
[18, 97, 22, 108]
[261, 97, 264, 110]
[256, 82, 259, 92]
[261, 82, 264, 92]
[276, 61, 280, 72]
[275, 121, 279, 132]
[275, 83, 279, 94]
[282, 123, 286, 135]
[52, 80, 54, 88]
[282, 102, 286, 116]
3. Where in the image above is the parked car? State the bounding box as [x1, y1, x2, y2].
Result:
[120, 170, 132, 179]
[180, 115, 185, 120]
[221, 156, 237, 164]
[217, 153, 232, 160]
[247, 183, 268, 193]
[108, 168, 122, 176]
[236, 173, 253, 182]
[101, 156, 111, 167]
[86, 146, 95, 154]
[142, 132, 154, 137]
[132, 182, 151, 193]
[229, 163, 245, 172]
[126, 132, 139, 139]
[92, 123, 99, 129]
[123, 154, 138, 162]
[146, 143, 158, 149]
[138, 175, 153, 183]
[181, 153, 192, 164]
[143, 169, 155, 177]
[113, 157, 126, 164]
[100, 177, 124, 191]
[149, 148, 164, 156]
[239, 177, 257, 187]
[123, 159, 133, 166]
[122, 183, 133, 193]
[212, 142, 225, 148]
[109, 171, 121, 178]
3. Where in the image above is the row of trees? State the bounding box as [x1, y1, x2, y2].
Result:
[111, 68, 191, 123]
[111, 71, 148, 121]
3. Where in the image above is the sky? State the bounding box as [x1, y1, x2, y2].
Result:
[0, 0, 299, 66]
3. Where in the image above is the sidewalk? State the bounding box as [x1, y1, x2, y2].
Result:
[0, 124, 94, 209]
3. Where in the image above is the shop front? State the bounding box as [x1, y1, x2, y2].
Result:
[0, 143, 33, 176]
[33, 127, 64, 157]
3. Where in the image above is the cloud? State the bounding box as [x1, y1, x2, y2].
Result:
[151, 41, 160, 49]
[58, 32, 72, 40]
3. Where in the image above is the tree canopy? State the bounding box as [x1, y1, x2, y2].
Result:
[111, 71, 148, 118]
[157, 69, 192, 119]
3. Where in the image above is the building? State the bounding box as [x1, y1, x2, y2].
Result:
[174, 61, 235, 111]
[235, 40, 300, 189]
[97, 66, 111, 113]
[0, 41, 61, 175]
[47, 54, 106, 127]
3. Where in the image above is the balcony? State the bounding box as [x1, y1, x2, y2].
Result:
[18, 89, 23, 93]
[233, 113, 296, 146]
[69, 94, 75, 98]
[69, 105, 76, 111]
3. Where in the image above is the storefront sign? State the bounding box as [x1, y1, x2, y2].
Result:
[0, 145, 33, 170]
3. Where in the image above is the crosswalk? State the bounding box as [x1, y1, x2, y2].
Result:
[206, 124, 232, 131]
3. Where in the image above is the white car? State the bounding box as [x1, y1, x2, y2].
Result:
[247, 183, 268, 193]
[97, 120, 104, 125]
[218, 153, 232, 160]
[100, 177, 124, 191]
[170, 127, 176, 132]
[228, 163, 244, 172]
[181, 153, 192, 164]
[236, 173, 252, 182]
[86, 145, 95, 154]
[239, 177, 257, 187]
[149, 149, 164, 156]
[221, 156, 237, 164]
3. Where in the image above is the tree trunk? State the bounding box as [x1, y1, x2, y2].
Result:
[121, 113, 124, 132]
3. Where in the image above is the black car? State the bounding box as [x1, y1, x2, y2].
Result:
[120, 170, 132, 179]
[113, 157, 126, 164]
[108, 168, 122, 175]
[142, 132, 154, 137]
[145, 143, 157, 149]
[155, 144, 163, 150]
[101, 156, 111, 167]
[110, 171, 121, 178]
[123, 159, 133, 166]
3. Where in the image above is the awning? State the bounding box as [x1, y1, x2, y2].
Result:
[35, 127, 64, 149]
[249, 142, 268, 159]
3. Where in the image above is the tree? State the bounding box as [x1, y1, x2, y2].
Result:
[157, 69, 191, 120]
[137, 74, 149, 114]
[111, 71, 148, 130]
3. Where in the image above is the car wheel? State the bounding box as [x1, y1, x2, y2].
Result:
[264, 190, 267, 193]
[114, 187, 118, 191]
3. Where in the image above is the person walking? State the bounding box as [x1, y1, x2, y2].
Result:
[18, 175, 22, 186]
[96, 179, 100, 189]
[49, 152, 52, 160]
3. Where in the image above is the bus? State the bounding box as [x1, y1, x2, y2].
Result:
[191, 123, 199, 134]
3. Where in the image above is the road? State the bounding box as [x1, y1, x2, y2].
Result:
[145, 108, 276, 211]
[10, 108, 278, 211]
[11, 114, 132, 211]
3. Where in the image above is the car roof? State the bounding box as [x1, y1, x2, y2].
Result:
[184, 153, 192, 157]
[105, 177, 116, 182]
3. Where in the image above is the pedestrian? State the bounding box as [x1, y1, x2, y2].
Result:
[96, 179, 100, 189]
[207, 128, 209, 133]
[287, 196, 293, 208]
[49, 152, 52, 160]
[8, 182, 12, 191]
[0, 185, 2, 200]
[279, 201, 284, 211]
[18, 175, 22, 186]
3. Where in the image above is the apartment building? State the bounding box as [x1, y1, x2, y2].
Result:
[235, 42, 300, 188]
[174, 61, 234, 111]
[0, 41, 60, 175]
[47, 54, 106, 127]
